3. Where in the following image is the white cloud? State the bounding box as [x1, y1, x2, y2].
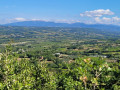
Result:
[94, 17, 101, 23]
[31, 19, 40, 21]
[80, 9, 114, 17]
[112, 16, 120, 22]
[93, 16, 120, 25]
[79, 9, 120, 25]
[14, 18, 26, 21]
[94, 17, 111, 24]
[102, 17, 111, 21]
[31, 19, 46, 21]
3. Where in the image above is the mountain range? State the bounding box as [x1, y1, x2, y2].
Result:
[3, 21, 120, 31]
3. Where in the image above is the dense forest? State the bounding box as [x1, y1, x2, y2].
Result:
[0, 26, 120, 89]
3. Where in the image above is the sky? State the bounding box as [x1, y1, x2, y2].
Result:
[0, 0, 120, 25]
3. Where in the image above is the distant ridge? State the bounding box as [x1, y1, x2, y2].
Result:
[3, 21, 120, 31]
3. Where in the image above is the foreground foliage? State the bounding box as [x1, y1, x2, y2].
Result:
[0, 46, 120, 90]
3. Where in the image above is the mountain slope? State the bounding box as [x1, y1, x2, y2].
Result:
[4, 21, 120, 31]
